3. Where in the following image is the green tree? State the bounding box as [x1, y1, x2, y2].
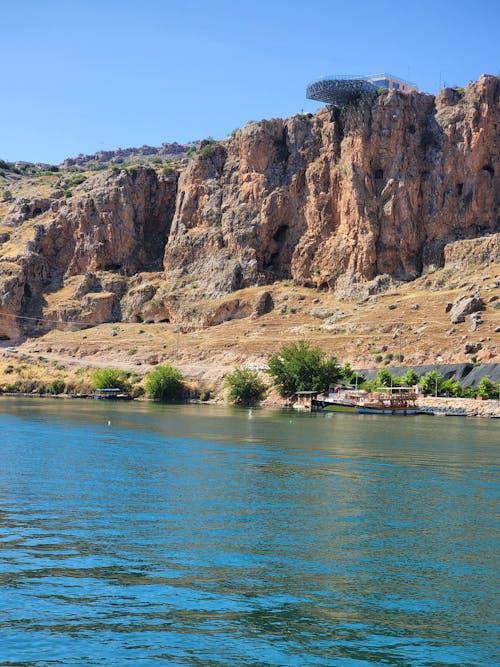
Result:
[340, 362, 365, 387]
[420, 370, 445, 396]
[91, 367, 130, 392]
[477, 376, 499, 399]
[351, 371, 366, 387]
[440, 378, 463, 397]
[373, 368, 394, 388]
[226, 368, 266, 405]
[340, 362, 353, 384]
[267, 340, 340, 396]
[400, 368, 420, 387]
[145, 364, 184, 402]
[199, 138, 217, 158]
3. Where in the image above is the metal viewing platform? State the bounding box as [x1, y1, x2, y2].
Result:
[306, 75, 376, 106]
[306, 73, 418, 106]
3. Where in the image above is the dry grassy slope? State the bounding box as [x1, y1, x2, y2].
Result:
[5, 259, 498, 385]
[0, 172, 59, 232]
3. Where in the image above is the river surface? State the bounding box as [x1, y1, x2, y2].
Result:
[0, 397, 498, 666]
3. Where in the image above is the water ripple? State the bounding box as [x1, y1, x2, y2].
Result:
[0, 399, 498, 666]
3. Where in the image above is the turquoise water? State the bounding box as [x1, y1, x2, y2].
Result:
[0, 397, 498, 666]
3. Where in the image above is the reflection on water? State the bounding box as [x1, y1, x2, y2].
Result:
[0, 397, 498, 666]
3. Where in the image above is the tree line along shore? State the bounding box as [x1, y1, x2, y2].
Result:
[1, 342, 499, 417]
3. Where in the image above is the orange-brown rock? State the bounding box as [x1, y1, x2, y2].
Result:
[164, 75, 499, 298]
[0, 168, 177, 337]
[0, 76, 499, 339]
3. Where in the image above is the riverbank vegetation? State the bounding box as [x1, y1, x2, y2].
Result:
[0, 341, 498, 404]
[91, 367, 131, 393]
[225, 368, 266, 405]
[145, 365, 184, 401]
[267, 341, 341, 396]
[367, 366, 498, 399]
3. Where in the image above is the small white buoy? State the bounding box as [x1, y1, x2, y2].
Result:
[107, 420, 111, 426]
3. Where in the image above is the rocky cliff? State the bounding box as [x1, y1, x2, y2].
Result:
[0, 168, 177, 337]
[0, 75, 499, 339]
[62, 141, 192, 168]
[164, 75, 499, 299]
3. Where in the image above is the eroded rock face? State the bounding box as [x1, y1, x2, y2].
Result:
[0, 76, 499, 337]
[0, 168, 177, 337]
[252, 291, 274, 318]
[0, 274, 26, 338]
[3, 198, 52, 227]
[444, 233, 500, 267]
[37, 168, 178, 279]
[164, 75, 499, 296]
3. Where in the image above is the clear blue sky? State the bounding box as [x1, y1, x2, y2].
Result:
[2, 0, 498, 164]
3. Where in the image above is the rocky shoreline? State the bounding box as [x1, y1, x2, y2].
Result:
[415, 396, 500, 418]
[266, 395, 500, 418]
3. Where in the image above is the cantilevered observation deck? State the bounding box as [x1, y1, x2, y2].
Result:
[306, 75, 377, 105]
[306, 73, 418, 106]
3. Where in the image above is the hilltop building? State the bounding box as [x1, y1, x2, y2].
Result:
[365, 73, 418, 93]
[306, 73, 418, 106]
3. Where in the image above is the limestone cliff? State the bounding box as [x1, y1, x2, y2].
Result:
[0, 168, 177, 337]
[0, 75, 498, 339]
[164, 75, 499, 298]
